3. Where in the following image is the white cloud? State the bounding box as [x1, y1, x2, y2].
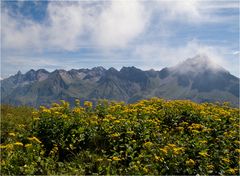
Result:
[1, 0, 239, 77]
[2, 9, 42, 50]
[94, 0, 149, 48]
[3, 56, 61, 68]
[3, 0, 237, 52]
[133, 40, 234, 72]
[2, 2, 86, 51]
[202, 1, 239, 10]
[45, 2, 84, 51]
[152, 0, 239, 24]
[2, 1, 149, 51]
[232, 51, 240, 56]
[155, 0, 202, 23]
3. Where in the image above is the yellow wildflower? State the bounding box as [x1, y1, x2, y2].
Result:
[186, 159, 195, 166]
[212, 115, 221, 121]
[189, 123, 204, 130]
[127, 131, 134, 135]
[103, 118, 110, 122]
[176, 127, 184, 131]
[202, 128, 212, 132]
[132, 165, 139, 170]
[42, 109, 51, 113]
[226, 168, 236, 174]
[180, 121, 189, 126]
[192, 130, 200, 134]
[50, 146, 58, 155]
[14, 142, 24, 146]
[114, 120, 120, 123]
[199, 150, 209, 157]
[52, 102, 60, 107]
[207, 165, 214, 170]
[223, 132, 228, 136]
[160, 148, 168, 154]
[39, 106, 45, 110]
[73, 107, 81, 114]
[54, 111, 61, 116]
[25, 144, 33, 148]
[28, 136, 42, 144]
[84, 101, 92, 108]
[235, 149, 240, 153]
[143, 167, 148, 173]
[168, 144, 176, 148]
[234, 141, 240, 145]
[222, 158, 230, 163]
[1, 160, 5, 165]
[112, 156, 121, 161]
[173, 147, 185, 155]
[106, 115, 116, 120]
[60, 100, 70, 108]
[199, 140, 207, 144]
[111, 133, 120, 138]
[0, 145, 7, 149]
[154, 155, 164, 162]
[97, 158, 103, 162]
[61, 114, 68, 119]
[143, 141, 153, 148]
[2, 144, 14, 150]
[9, 132, 16, 137]
[32, 111, 38, 116]
[18, 124, 26, 128]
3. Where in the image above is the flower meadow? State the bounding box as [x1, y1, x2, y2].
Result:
[1, 98, 239, 175]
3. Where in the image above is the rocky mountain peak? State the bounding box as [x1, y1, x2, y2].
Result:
[37, 69, 49, 74]
[1, 56, 239, 107]
[16, 70, 22, 75]
[92, 66, 106, 72]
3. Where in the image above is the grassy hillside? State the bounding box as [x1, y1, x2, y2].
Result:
[1, 98, 239, 175]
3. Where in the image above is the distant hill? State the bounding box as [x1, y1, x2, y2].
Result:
[1, 55, 239, 107]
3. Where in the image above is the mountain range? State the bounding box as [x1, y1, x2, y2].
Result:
[1, 55, 239, 107]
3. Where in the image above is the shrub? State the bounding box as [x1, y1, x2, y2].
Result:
[1, 99, 239, 175]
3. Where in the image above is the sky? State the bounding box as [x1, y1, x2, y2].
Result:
[1, 0, 239, 79]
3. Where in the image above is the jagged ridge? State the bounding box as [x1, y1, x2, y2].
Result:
[1, 56, 239, 107]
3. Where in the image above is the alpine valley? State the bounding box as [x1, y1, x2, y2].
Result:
[1, 55, 239, 107]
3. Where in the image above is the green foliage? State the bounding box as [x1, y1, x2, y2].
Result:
[1, 105, 34, 144]
[1, 99, 239, 175]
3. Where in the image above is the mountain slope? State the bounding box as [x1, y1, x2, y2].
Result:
[1, 55, 239, 107]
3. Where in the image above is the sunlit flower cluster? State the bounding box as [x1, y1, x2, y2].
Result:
[1, 98, 239, 175]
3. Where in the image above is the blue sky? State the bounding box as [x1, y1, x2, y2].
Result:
[1, 0, 239, 78]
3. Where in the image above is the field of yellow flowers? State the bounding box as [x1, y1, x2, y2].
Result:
[1, 98, 239, 175]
